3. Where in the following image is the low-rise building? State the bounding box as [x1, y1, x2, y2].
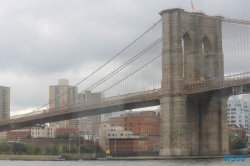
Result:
[109, 137, 160, 153]
[99, 124, 159, 152]
[56, 128, 79, 136]
[7, 130, 31, 139]
[107, 111, 160, 136]
[31, 125, 56, 138]
[0, 132, 7, 140]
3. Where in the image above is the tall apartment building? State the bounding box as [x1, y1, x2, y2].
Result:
[79, 90, 106, 122]
[49, 79, 78, 128]
[0, 86, 10, 120]
[227, 96, 250, 133]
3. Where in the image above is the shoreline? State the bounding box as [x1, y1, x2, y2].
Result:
[0, 155, 249, 161]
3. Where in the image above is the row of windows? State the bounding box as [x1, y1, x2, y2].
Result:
[32, 132, 53, 135]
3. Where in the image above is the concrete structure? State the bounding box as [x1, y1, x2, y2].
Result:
[227, 97, 250, 133]
[0, 86, 10, 120]
[159, 8, 228, 156]
[49, 79, 78, 128]
[31, 125, 57, 138]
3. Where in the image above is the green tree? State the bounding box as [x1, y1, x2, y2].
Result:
[58, 145, 64, 154]
[80, 145, 93, 153]
[0, 142, 11, 154]
[229, 133, 247, 150]
[71, 134, 83, 140]
[26, 143, 41, 155]
[26, 135, 32, 139]
[71, 146, 78, 153]
[56, 134, 69, 139]
[45, 144, 57, 155]
[11, 142, 27, 154]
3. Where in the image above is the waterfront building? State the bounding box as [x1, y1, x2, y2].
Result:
[31, 124, 57, 138]
[107, 111, 160, 135]
[7, 129, 31, 139]
[99, 123, 159, 152]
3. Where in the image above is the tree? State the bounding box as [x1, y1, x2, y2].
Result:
[45, 144, 57, 155]
[58, 145, 64, 154]
[80, 145, 93, 153]
[0, 142, 11, 154]
[11, 142, 27, 154]
[26, 135, 32, 139]
[56, 134, 69, 139]
[229, 133, 247, 150]
[71, 146, 78, 153]
[71, 134, 83, 140]
[26, 143, 41, 155]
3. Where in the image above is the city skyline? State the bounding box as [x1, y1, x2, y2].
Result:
[0, 0, 250, 116]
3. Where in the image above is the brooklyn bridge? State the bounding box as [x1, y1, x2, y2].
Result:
[1, 8, 250, 156]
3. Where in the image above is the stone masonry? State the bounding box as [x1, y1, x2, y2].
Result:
[159, 8, 229, 156]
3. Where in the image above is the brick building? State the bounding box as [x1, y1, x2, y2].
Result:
[99, 123, 159, 152]
[228, 124, 246, 140]
[56, 128, 79, 136]
[107, 111, 160, 135]
[7, 130, 31, 139]
[92, 121, 105, 136]
[109, 137, 160, 153]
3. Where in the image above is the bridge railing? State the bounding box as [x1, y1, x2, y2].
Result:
[185, 72, 250, 94]
[0, 89, 160, 126]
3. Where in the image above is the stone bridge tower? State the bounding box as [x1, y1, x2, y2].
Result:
[159, 8, 229, 156]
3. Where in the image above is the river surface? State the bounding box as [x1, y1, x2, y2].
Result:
[0, 158, 249, 166]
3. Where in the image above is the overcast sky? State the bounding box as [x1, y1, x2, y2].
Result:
[1, 0, 250, 116]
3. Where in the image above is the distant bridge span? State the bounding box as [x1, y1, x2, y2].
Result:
[1, 72, 250, 131]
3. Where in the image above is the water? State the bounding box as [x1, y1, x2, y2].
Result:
[0, 158, 249, 166]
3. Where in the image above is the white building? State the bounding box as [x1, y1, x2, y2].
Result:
[227, 96, 250, 133]
[31, 125, 57, 138]
[99, 124, 141, 151]
[0, 132, 7, 140]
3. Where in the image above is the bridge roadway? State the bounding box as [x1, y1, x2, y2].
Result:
[1, 72, 250, 131]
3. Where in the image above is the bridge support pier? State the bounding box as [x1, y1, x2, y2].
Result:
[159, 94, 229, 157]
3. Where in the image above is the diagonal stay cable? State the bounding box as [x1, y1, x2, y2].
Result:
[62, 37, 162, 106]
[33, 19, 162, 112]
[102, 53, 162, 93]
